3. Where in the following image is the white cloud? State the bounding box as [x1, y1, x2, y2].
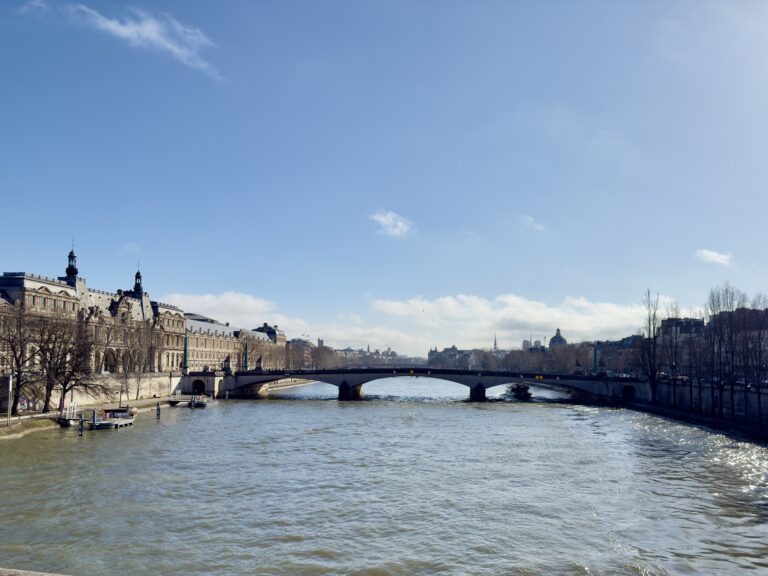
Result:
[159, 290, 664, 358]
[694, 249, 732, 266]
[373, 293, 653, 352]
[19, 2, 219, 78]
[17, 0, 50, 15]
[370, 210, 414, 238]
[520, 215, 546, 232]
[159, 291, 426, 356]
[160, 292, 277, 328]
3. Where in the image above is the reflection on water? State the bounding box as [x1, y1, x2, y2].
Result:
[1, 378, 767, 575]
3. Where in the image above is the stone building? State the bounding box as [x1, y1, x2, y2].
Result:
[428, 345, 472, 369]
[548, 328, 567, 348]
[0, 250, 185, 375]
[184, 313, 278, 373]
[286, 338, 314, 370]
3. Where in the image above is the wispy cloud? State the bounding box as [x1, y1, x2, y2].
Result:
[18, 1, 219, 78]
[372, 293, 656, 352]
[17, 0, 50, 14]
[121, 242, 143, 255]
[694, 249, 732, 266]
[370, 210, 414, 238]
[520, 215, 546, 232]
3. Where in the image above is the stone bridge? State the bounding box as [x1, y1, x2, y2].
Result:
[182, 368, 647, 403]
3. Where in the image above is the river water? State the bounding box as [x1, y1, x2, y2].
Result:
[1, 378, 768, 575]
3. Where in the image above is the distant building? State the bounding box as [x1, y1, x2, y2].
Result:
[184, 313, 277, 373]
[592, 335, 643, 375]
[657, 317, 706, 376]
[286, 338, 314, 370]
[254, 323, 286, 347]
[428, 345, 472, 369]
[549, 328, 567, 348]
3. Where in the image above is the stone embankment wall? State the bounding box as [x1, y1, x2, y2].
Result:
[0, 373, 184, 411]
[69, 373, 184, 406]
[649, 379, 768, 428]
[569, 377, 768, 435]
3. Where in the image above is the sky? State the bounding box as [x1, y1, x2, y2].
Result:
[3, 0, 768, 356]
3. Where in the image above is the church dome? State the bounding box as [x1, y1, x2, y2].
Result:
[549, 328, 567, 348]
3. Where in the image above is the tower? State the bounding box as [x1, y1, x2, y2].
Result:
[65, 249, 78, 287]
[133, 270, 143, 295]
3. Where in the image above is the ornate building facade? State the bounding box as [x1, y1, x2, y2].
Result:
[184, 313, 283, 372]
[0, 250, 185, 375]
[0, 249, 288, 389]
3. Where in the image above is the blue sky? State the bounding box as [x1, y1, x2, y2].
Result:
[3, 0, 768, 355]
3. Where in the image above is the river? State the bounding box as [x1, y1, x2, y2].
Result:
[1, 378, 767, 575]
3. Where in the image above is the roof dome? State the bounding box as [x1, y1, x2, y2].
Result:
[549, 328, 567, 348]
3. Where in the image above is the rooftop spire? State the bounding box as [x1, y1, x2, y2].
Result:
[65, 247, 78, 285]
[133, 268, 143, 294]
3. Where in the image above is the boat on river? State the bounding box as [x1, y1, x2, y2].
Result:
[507, 383, 532, 400]
[87, 408, 135, 430]
[188, 396, 209, 409]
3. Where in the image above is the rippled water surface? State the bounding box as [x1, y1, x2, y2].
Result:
[2, 379, 768, 575]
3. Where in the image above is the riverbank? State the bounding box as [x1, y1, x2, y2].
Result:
[0, 396, 179, 441]
[0, 379, 312, 441]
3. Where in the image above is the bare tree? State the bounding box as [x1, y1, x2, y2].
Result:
[641, 289, 661, 403]
[0, 302, 39, 415]
[56, 319, 110, 415]
[32, 312, 71, 413]
[126, 320, 154, 400]
[311, 345, 341, 370]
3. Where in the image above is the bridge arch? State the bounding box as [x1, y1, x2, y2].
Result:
[228, 369, 525, 401]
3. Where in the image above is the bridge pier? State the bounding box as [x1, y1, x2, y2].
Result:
[338, 382, 363, 401]
[469, 384, 487, 402]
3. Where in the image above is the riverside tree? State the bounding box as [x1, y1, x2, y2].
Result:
[0, 301, 39, 415]
[641, 289, 660, 403]
[34, 311, 110, 415]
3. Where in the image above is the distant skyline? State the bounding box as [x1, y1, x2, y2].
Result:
[3, 0, 768, 355]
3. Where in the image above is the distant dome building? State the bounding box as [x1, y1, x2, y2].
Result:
[549, 328, 567, 348]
